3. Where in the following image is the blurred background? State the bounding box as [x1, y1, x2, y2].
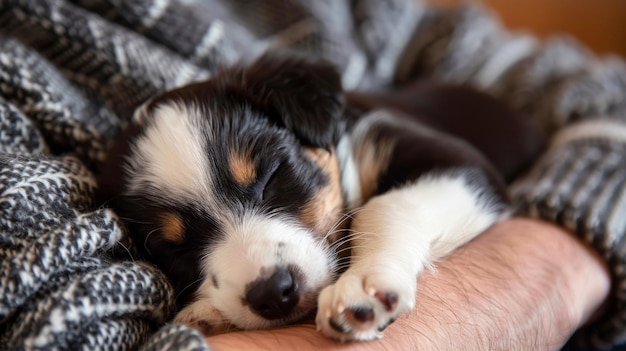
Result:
[429, 0, 626, 56]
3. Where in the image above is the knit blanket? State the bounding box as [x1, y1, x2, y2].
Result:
[2, 0, 626, 350]
[0, 0, 224, 349]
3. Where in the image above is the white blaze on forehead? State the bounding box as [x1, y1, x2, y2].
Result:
[208, 214, 333, 288]
[129, 102, 213, 202]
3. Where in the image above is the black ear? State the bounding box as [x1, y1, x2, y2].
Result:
[240, 53, 344, 148]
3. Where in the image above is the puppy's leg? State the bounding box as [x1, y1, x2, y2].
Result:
[174, 280, 233, 335]
[316, 170, 505, 341]
[318, 110, 510, 341]
[175, 299, 227, 335]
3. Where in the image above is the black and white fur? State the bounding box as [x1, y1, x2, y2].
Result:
[97, 53, 542, 341]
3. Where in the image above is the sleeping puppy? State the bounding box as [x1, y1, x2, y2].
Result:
[97, 53, 542, 341]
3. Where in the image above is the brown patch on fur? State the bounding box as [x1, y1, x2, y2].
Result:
[305, 147, 330, 166]
[301, 148, 345, 241]
[160, 212, 185, 243]
[229, 152, 257, 186]
[350, 118, 396, 203]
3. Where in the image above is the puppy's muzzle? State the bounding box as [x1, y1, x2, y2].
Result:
[245, 267, 300, 319]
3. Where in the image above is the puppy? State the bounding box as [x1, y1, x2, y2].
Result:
[97, 53, 542, 341]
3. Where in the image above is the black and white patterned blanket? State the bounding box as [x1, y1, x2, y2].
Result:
[0, 0, 223, 349]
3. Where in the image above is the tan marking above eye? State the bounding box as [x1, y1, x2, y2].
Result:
[301, 148, 345, 239]
[305, 147, 331, 167]
[229, 152, 257, 186]
[160, 212, 185, 243]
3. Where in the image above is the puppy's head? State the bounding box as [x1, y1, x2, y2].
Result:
[111, 54, 346, 329]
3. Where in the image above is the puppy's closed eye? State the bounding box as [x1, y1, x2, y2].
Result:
[260, 163, 283, 201]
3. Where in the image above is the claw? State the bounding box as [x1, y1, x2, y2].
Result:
[377, 317, 396, 332]
[329, 318, 352, 334]
[337, 303, 345, 313]
[374, 291, 398, 312]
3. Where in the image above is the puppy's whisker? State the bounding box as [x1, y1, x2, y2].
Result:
[328, 228, 353, 236]
[322, 207, 381, 250]
[143, 227, 161, 257]
[333, 261, 355, 273]
[175, 277, 204, 303]
[333, 246, 356, 256]
[323, 229, 353, 247]
[331, 232, 354, 248]
[334, 261, 353, 270]
[328, 229, 384, 250]
[321, 207, 368, 242]
[328, 235, 355, 250]
[348, 230, 385, 239]
[328, 237, 355, 253]
[326, 207, 365, 225]
[335, 254, 355, 262]
[336, 244, 371, 253]
[115, 240, 135, 261]
[118, 216, 152, 225]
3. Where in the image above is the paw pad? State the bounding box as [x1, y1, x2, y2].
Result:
[316, 272, 416, 341]
[352, 306, 375, 322]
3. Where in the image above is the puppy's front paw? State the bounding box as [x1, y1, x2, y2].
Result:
[315, 271, 416, 341]
[174, 299, 234, 336]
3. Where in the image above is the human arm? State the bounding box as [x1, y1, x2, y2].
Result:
[206, 217, 609, 351]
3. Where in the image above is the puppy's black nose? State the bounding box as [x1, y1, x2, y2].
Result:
[246, 268, 299, 320]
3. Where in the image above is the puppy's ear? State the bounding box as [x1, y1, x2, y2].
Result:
[241, 53, 344, 148]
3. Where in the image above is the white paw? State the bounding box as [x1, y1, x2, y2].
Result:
[315, 270, 416, 341]
[174, 299, 234, 336]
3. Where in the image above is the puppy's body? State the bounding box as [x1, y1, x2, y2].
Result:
[98, 54, 542, 341]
